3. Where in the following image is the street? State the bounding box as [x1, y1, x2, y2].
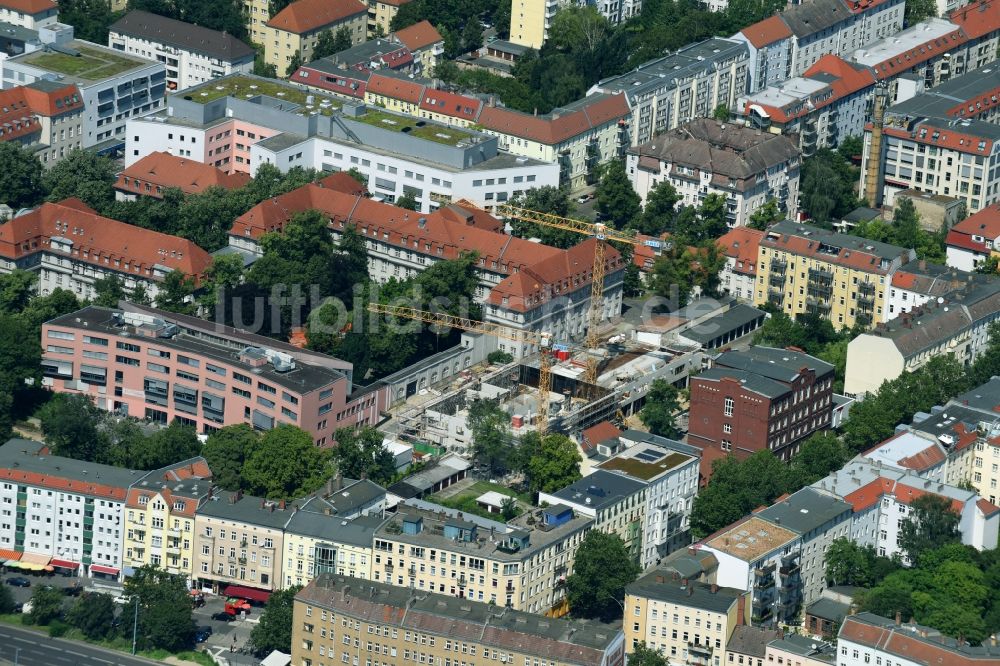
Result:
[0, 623, 160, 666]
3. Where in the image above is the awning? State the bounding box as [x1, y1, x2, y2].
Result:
[20, 553, 50, 566]
[90, 564, 120, 576]
[18, 563, 47, 571]
[224, 585, 272, 603]
[50, 559, 79, 570]
[0, 549, 21, 562]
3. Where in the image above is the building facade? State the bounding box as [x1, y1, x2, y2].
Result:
[589, 39, 750, 147]
[292, 574, 626, 666]
[717, 227, 764, 301]
[261, 0, 367, 75]
[754, 221, 916, 329]
[0, 438, 141, 580]
[625, 571, 747, 665]
[946, 204, 1000, 270]
[41, 304, 389, 445]
[2, 40, 165, 152]
[626, 119, 801, 228]
[0, 199, 210, 302]
[688, 347, 835, 463]
[0, 80, 83, 168]
[108, 11, 254, 92]
[884, 259, 966, 321]
[838, 612, 1000, 666]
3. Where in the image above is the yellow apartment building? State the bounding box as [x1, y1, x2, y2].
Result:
[243, 0, 271, 45]
[625, 569, 748, 665]
[282, 512, 386, 588]
[367, 0, 408, 36]
[263, 0, 368, 75]
[755, 221, 915, 330]
[193, 491, 290, 598]
[371, 504, 592, 615]
[123, 458, 212, 581]
[292, 573, 627, 666]
[393, 20, 443, 75]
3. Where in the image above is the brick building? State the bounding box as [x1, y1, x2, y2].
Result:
[688, 347, 835, 463]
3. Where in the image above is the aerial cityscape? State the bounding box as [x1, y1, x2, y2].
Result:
[0, 0, 997, 662]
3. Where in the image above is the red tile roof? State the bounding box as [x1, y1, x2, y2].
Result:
[867, 29, 968, 81]
[949, 0, 1000, 39]
[896, 443, 946, 471]
[0, 199, 212, 282]
[419, 88, 482, 122]
[19, 82, 84, 117]
[744, 55, 874, 124]
[579, 420, 621, 454]
[717, 227, 763, 277]
[116, 152, 250, 198]
[740, 15, 793, 48]
[948, 204, 1000, 247]
[127, 487, 199, 515]
[844, 477, 966, 513]
[266, 0, 367, 34]
[315, 171, 367, 196]
[293, 65, 369, 99]
[0, 0, 55, 14]
[843, 0, 893, 13]
[840, 614, 1000, 665]
[478, 94, 630, 145]
[0, 88, 39, 142]
[366, 72, 425, 104]
[977, 497, 1000, 517]
[394, 20, 442, 51]
[0, 468, 127, 501]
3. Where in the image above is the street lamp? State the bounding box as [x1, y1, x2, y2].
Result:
[131, 596, 139, 655]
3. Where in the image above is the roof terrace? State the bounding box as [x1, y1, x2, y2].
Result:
[180, 75, 342, 115]
[350, 108, 475, 147]
[21, 44, 149, 81]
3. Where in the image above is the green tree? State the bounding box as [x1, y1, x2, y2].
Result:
[0, 270, 37, 314]
[521, 432, 582, 493]
[203, 424, 259, 491]
[198, 252, 246, 310]
[43, 150, 117, 211]
[134, 420, 201, 470]
[0, 142, 43, 209]
[500, 496, 518, 521]
[38, 394, 107, 462]
[507, 186, 579, 248]
[790, 432, 848, 484]
[892, 198, 921, 250]
[154, 270, 196, 315]
[633, 181, 680, 236]
[0, 313, 41, 438]
[649, 245, 693, 309]
[905, 0, 937, 25]
[468, 399, 512, 478]
[898, 494, 961, 566]
[332, 426, 396, 485]
[286, 51, 303, 77]
[395, 191, 420, 211]
[623, 261, 643, 297]
[487, 350, 514, 364]
[123, 565, 195, 652]
[596, 161, 641, 230]
[838, 135, 864, 160]
[28, 585, 64, 625]
[313, 30, 338, 59]
[55, 0, 117, 42]
[462, 18, 484, 52]
[566, 531, 640, 621]
[0, 584, 13, 614]
[629, 642, 670, 666]
[91, 275, 128, 308]
[748, 199, 782, 230]
[249, 586, 301, 657]
[66, 593, 115, 640]
[823, 538, 897, 587]
[243, 425, 332, 499]
[712, 104, 730, 121]
[640, 379, 681, 438]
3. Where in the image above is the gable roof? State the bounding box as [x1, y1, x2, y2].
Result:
[394, 20, 442, 51]
[840, 612, 1000, 664]
[781, 0, 852, 38]
[478, 93, 630, 145]
[117, 152, 251, 197]
[0, 0, 55, 15]
[110, 10, 254, 62]
[948, 203, 1000, 243]
[717, 226, 764, 277]
[267, 0, 367, 34]
[366, 71, 425, 104]
[0, 199, 211, 281]
[740, 15, 793, 48]
[949, 0, 1000, 40]
[580, 421, 621, 455]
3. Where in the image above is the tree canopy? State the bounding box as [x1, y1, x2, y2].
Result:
[242, 425, 332, 499]
[123, 565, 195, 652]
[468, 399, 513, 478]
[0, 142, 43, 210]
[595, 161, 641, 230]
[898, 494, 961, 567]
[250, 586, 302, 657]
[332, 426, 397, 485]
[520, 432, 582, 494]
[640, 379, 681, 438]
[202, 424, 259, 492]
[566, 531, 640, 622]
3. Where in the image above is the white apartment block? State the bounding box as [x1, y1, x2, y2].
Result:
[2, 40, 165, 151]
[108, 11, 254, 92]
[589, 38, 750, 147]
[600, 435, 700, 569]
[626, 119, 801, 228]
[0, 439, 140, 579]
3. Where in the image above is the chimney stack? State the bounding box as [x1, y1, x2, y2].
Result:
[895, 611, 902, 626]
[710, 583, 719, 594]
[655, 575, 664, 584]
[737, 596, 746, 626]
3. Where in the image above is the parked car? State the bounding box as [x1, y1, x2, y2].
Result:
[576, 193, 593, 204]
[195, 626, 213, 643]
[63, 583, 82, 596]
[212, 611, 235, 622]
[6, 577, 30, 587]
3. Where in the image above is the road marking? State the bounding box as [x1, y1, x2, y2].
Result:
[67, 650, 89, 658]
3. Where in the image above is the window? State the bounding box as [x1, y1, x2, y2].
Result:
[724, 397, 734, 417]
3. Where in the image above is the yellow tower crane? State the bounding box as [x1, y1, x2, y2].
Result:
[495, 204, 657, 383]
[367, 303, 556, 434]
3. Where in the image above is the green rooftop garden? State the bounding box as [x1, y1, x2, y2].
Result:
[23, 46, 146, 80]
[352, 108, 475, 147]
[179, 76, 341, 116]
[598, 452, 691, 480]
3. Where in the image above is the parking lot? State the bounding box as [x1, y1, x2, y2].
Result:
[2, 570, 263, 664]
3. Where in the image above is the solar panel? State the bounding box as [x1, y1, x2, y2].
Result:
[635, 449, 662, 462]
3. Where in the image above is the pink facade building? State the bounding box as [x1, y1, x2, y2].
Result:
[41, 304, 388, 446]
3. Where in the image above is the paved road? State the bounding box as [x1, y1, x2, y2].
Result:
[0, 623, 160, 666]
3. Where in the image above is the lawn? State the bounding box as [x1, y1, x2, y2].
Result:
[181, 76, 340, 116]
[352, 108, 474, 147]
[426, 481, 531, 521]
[25, 46, 143, 80]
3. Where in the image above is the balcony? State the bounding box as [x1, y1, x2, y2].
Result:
[856, 312, 873, 326]
[768, 273, 786, 288]
[384, 562, 394, 572]
[458, 575, 468, 588]
[779, 562, 800, 576]
[808, 267, 834, 283]
[408, 566, 417, 578]
[767, 292, 785, 307]
[858, 281, 876, 295]
[505, 582, 514, 592]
